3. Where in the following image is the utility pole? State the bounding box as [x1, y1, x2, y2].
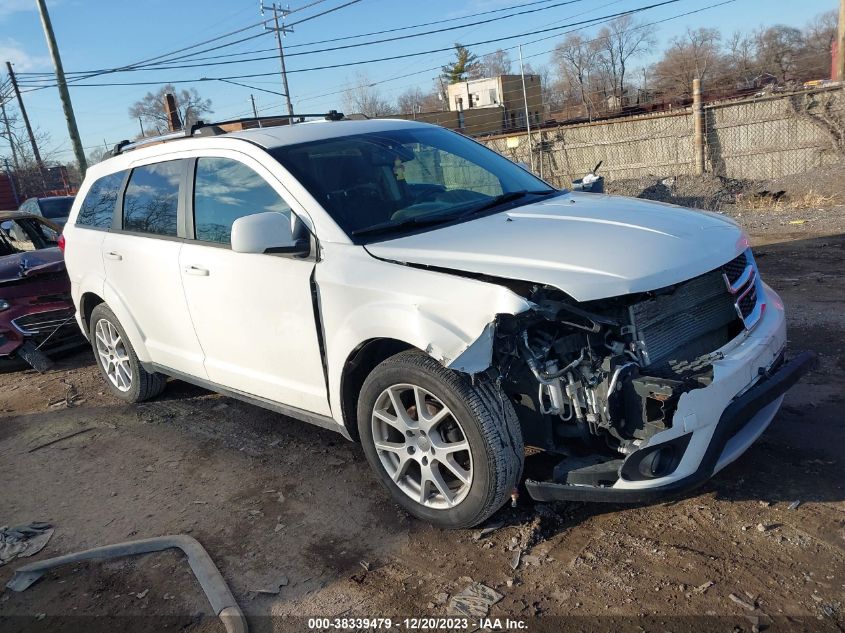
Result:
[34, 0, 87, 178]
[1, 99, 20, 172]
[251, 94, 259, 119]
[836, 0, 845, 81]
[518, 44, 535, 172]
[692, 77, 705, 176]
[262, 3, 294, 119]
[6, 61, 45, 174]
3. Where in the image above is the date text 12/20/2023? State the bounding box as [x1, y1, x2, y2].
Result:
[307, 617, 528, 630]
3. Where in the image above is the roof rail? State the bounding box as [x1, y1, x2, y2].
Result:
[110, 111, 346, 156]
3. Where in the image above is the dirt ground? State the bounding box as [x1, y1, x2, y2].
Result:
[1, 189, 844, 632]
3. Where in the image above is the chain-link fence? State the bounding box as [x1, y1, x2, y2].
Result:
[477, 84, 845, 187]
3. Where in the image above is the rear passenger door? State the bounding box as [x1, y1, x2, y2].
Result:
[101, 159, 207, 378]
[179, 153, 329, 416]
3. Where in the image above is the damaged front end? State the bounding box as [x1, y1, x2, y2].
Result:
[487, 249, 814, 501]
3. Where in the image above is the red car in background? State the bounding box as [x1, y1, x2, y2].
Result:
[0, 211, 84, 371]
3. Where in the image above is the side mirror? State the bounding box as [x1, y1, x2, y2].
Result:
[231, 212, 309, 256]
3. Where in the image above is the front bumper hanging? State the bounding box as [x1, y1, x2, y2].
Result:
[525, 350, 817, 504]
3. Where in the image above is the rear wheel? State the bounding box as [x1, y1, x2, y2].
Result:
[358, 350, 523, 529]
[89, 304, 167, 402]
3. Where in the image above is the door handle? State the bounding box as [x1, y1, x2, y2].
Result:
[104, 251, 122, 261]
[183, 265, 209, 276]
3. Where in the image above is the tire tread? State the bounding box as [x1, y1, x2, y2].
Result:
[372, 350, 523, 528]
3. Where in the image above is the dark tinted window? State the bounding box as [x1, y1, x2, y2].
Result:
[123, 161, 182, 236]
[77, 173, 125, 228]
[39, 196, 75, 219]
[193, 158, 291, 244]
[0, 217, 59, 255]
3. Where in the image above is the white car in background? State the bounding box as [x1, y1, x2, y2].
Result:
[61, 117, 813, 528]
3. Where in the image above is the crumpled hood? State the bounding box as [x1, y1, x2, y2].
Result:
[365, 192, 747, 302]
[0, 248, 65, 284]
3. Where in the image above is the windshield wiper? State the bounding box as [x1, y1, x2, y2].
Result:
[351, 214, 456, 238]
[453, 189, 554, 219]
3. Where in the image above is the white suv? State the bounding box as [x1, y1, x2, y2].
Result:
[62, 118, 813, 528]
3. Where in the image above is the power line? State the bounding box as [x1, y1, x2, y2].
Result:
[18, 0, 575, 79]
[286, 0, 364, 27]
[288, 0, 734, 107]
[19, 0, 684, 90]
[16, 0, 565, 79]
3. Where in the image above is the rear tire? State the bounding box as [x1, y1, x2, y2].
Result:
[89, 304, 167, 402]
[358, 350, 523, 529]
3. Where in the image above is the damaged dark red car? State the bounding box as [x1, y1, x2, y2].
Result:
[0, 211, 84, 371]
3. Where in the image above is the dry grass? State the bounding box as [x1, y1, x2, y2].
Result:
[739, 190, 839, 211]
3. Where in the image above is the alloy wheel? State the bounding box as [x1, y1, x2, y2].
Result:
[94, 318, 133, 392]
[371, 383, 473, 509]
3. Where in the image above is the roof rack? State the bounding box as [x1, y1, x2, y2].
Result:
[110, 110, 346, 156]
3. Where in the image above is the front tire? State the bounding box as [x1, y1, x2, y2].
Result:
[358, 350, 523, 529]
[89, 304, 167, 403]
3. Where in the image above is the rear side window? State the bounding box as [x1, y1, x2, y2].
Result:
[77, 173, 125, 228]
[123, 161, 181, 236]
[193, 157, 291, 245]
[39, 197, 74, 219]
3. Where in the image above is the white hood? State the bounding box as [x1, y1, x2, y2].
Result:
[365, 192, 748, 302]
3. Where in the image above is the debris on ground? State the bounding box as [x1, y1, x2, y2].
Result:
[787, 500, 801, 510]
[250, 576, 289, 595]
[136, 589, 149, 599]
[0, 522, 54, 566]
[729, 593, 757, 611]
[448, 583, 503, 618]
[27, 428, 93, 453]
[694, 581, 715, 594]
[473, 519, 504, 541]
[510, 550, 521, 571]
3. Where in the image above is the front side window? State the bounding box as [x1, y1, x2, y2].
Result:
[270, 126, 553, 240]
[0, 218, 59, 255]
[77, 171, 125, 228]
[193, 158, 292, 245]
[123, 161, 181, 236]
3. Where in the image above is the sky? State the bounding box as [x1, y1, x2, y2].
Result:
[0, 0, 838, 164]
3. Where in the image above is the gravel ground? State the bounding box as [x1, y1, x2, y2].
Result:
[0, 199, 843, 632]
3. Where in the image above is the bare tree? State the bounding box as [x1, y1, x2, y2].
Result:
[129, 84, 213, 135]
[342, 73, 396, 117]
[754, 25, 805, 83]
[594, 15, 656, 104]
[801, 10, 838, 79]
[478, 49, 512, 77]
[725, 31, 758, 88]
[396, 85, 441, 114]
[653, 28, 724, 96]
[553, 33, 599, 118]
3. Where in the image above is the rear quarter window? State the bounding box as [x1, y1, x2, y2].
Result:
[76, 171, 126, 228]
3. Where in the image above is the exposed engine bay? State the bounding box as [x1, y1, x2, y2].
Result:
[492, 250, 760, 473]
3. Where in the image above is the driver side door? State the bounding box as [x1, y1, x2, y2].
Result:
[179, 153, 330, 416]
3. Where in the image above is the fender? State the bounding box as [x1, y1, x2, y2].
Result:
[316, 245, 531, 426]
[100, 277, 153, 364]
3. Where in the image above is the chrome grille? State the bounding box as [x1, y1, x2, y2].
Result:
[721, 252, 747, 284]
[628, 248, 764, 368]
[721, 248, 765, 329]
[12, 308, 76, 335]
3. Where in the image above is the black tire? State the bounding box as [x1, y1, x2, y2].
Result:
[358, 350, 523, 529]
[89, 303, 167, 403]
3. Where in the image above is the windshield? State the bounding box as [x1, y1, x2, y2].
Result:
[38, 197, 75, 219]
[270, 126, 554, 240]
